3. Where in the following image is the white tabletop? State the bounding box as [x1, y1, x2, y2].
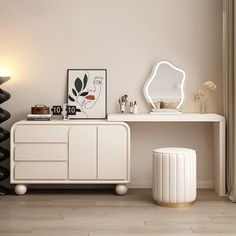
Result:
[108, 113, 225, 122]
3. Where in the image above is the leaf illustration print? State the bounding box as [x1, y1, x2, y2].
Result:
[74, 77, 83, 93]
[83, 74, 88, 90]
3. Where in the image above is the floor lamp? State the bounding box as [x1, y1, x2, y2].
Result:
[0, 68, 11, 196]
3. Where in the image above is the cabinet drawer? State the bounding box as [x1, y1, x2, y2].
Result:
[14, 125, 67, 143]
[14, 162, 67, 180]
[14, 144, 67, 161]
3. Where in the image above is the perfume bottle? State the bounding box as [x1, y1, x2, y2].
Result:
[133, 101, 138, 114]
[130, 102, 134, 114]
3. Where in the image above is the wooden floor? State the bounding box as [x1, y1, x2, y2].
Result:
[0, 189, 235, 235]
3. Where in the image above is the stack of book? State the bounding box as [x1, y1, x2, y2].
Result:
[27, 114, 51, 121]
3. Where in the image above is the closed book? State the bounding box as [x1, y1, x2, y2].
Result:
[27, 114, 51, 119]
[27, 118, 51, 121]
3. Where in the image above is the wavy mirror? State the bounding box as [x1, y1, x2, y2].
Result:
[144, 60, 186, 113]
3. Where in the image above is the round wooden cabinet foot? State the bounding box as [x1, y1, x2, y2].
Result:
[15, 184, 27, 195]
[115, 184, 128, 195]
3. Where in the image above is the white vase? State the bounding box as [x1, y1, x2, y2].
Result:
[200, 102, 206, 114]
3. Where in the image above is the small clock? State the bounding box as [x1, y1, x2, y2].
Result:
[51, 106, 63, 115]
[66, 105, 77, 115]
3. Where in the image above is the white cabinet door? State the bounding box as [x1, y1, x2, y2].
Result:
[69, 126, 97, 180]
[98, 125, 128, 180]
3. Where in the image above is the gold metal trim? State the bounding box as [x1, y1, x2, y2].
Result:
[156, 201, 194, 208]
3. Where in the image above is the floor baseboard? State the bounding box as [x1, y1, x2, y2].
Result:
[128, 180, 214, 189]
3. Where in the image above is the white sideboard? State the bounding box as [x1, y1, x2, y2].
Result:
[10, 120, 130, 195]
[108, 113, 226, 196]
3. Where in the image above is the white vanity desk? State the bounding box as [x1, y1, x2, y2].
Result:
[108, 113, 226, 196]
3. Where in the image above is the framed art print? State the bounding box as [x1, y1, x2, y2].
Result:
[67, 69, 107, 119]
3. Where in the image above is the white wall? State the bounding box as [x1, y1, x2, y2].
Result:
[0, 0, 223, 188]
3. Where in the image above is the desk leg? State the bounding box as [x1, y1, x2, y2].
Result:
[213, 121, 226, 196]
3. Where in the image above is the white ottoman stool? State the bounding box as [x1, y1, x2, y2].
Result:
[153, 147, 196, 207]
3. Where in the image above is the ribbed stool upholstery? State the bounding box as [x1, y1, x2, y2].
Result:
[153, 147, 196, 207]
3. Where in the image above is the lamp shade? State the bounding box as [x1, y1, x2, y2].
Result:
[0, 67, 10, 77]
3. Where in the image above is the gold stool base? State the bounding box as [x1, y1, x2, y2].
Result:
[156, 201, 194, 208]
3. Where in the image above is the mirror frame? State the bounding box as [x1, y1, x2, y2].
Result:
[143, 60, 186, 110]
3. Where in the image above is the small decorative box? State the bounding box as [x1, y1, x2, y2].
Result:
[31, 105, 50, 114]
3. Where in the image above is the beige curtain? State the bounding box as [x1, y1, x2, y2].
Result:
[223, 0, 235, 201]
